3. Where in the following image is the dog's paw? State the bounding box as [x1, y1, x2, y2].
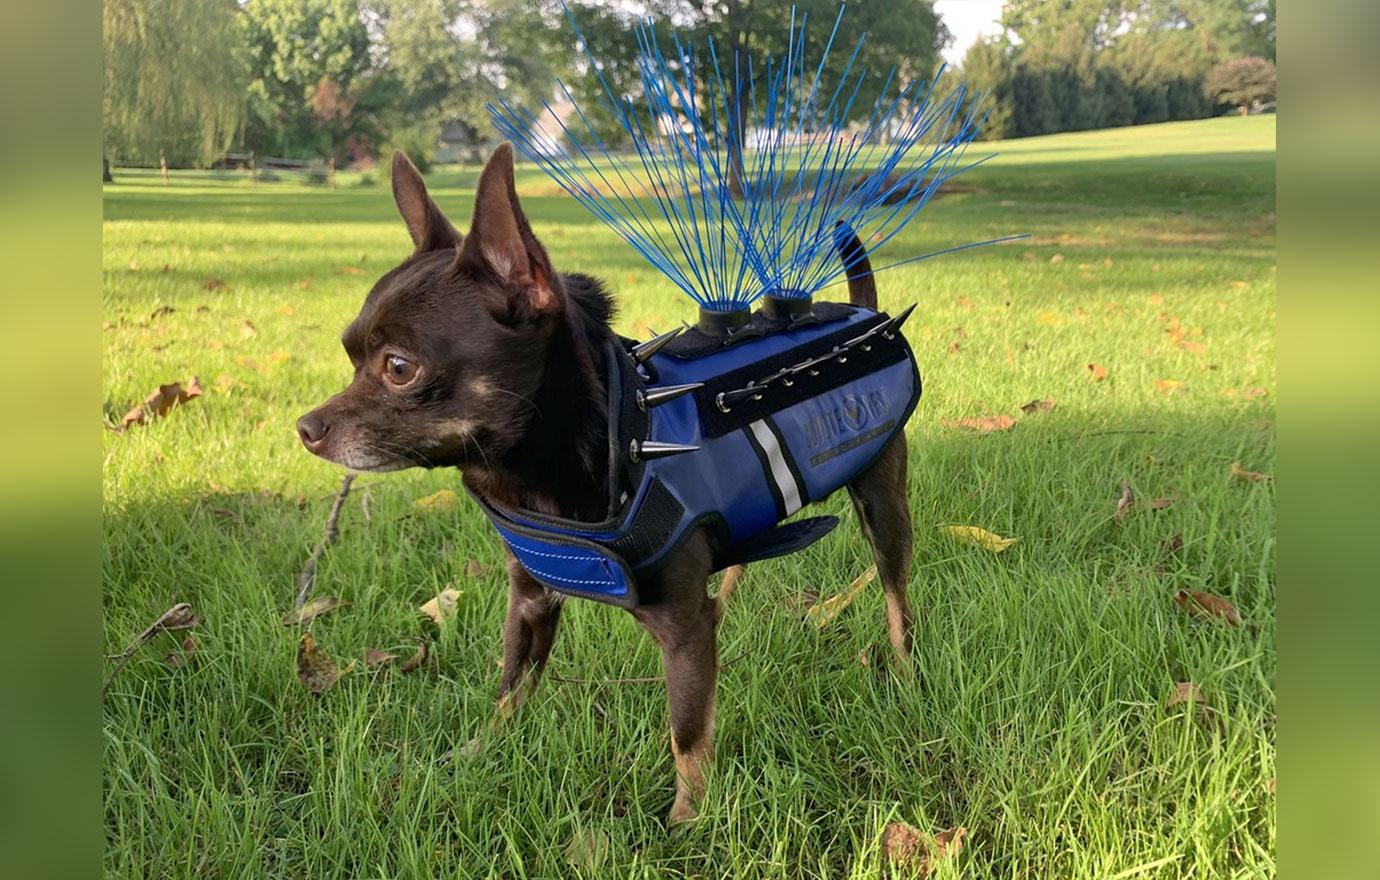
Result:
[667, 799, 700, 828]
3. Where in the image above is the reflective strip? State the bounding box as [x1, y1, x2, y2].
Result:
[749, 419, 803, 515]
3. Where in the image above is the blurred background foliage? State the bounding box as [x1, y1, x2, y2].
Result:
[102, 0, 1275, 170]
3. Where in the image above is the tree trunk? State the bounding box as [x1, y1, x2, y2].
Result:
[726, 77, 748, 199]
[103, 156, 113, 183]
[725, 14, 750, 200]
[159, 148, 169, 187]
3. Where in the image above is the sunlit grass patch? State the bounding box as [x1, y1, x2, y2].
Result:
[103, 116, 1274, 878]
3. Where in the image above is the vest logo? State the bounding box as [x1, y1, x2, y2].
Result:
[841, 395, 868, 430]
[803, 389, 890, 449]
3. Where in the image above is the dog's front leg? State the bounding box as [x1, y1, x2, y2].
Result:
[495, 553, 563, 726]
[631, 536, 718, 826]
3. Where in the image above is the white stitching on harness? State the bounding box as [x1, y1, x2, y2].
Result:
[512, 545, 604, 563]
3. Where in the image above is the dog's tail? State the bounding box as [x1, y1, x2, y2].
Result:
[833, 223, 877, 310]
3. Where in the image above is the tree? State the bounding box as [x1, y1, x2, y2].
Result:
[1009, 66, 1059, 137]
[240, 0, 374, 158]
[1204, 55, 1275, 115]
[103, 0, 247, 171]
[958, 38, 1015, 141]
[567, 0, 947, 193]
[1146, 0, 1275, 61]
[368, 0, 566, 166]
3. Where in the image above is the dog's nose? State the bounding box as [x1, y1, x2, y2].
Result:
[296, 413, 329, 449]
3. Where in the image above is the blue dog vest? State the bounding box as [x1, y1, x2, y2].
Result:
[468, 302, 921, 607]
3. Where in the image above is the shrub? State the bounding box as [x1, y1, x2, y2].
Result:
[1204, 56, 1277, 115]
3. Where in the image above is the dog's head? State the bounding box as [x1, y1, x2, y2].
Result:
[297, 145, 565, 472]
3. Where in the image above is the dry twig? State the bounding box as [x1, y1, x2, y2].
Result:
[103, 602, 197, 692]
[295, 474, 355, 609]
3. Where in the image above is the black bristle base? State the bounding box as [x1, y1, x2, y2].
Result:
[696, 307, 752, 337]
[759, 295, 815, 323]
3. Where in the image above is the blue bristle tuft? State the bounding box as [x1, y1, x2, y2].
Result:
[489, 4, 1020, 309]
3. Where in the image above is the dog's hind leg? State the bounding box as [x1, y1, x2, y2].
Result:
[846, 435, 916, 664]
[713, 564, 745, 624]
[494, 553, 564, 725]
[631, 532, 718, 827]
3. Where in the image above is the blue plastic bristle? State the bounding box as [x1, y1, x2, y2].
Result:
[490, 5, 1021, 310]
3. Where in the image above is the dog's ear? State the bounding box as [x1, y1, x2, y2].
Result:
[391, 151, 462, 253]
[458, 143, 559, 316]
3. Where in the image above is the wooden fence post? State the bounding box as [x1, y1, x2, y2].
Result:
[327, 156, 336, 190]
[159, 148, 168, 187]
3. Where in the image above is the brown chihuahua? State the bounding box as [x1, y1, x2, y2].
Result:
[297, 145, 916, 825]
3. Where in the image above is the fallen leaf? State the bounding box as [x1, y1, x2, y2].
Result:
[1049, 253, 1064, 264]
[165, 635, 197, 668]
[1166, 681, 1205, 709]
[1179, 340, 1206, 354]
[400, 641, 429, 673]
[1161, 533, 1184, 555]
[1174, 589, 1242, 626]
[1155, 379, 1186, 394]
[240, 319, 258, 338]
[948, 340, 961, 355]
[364, 647, 398, 667]
[1114, 480, 1135, 522]
[297, 633, 354, 694]
[783, 589, 821, 612]
[281, 596, 351, 626]
[202, 277, 226, 291]
[807, 566, 877, 628]
[159, 603, 199, 631]
[1148, 497, 1175, 510]
[1231, 462, 1270, 482]
[419, 587, 462, 624]
[564, 828, 611, 870]
[1244, 387, 1268, 400]
[464, 558, 492, 578]
[955, 296, 974, 310]
[1148, 293, 1164, 306]
[880, 822, 925, 869]
[1087, 363, 1108, 382]
[880, 823, 966, 877]
[277, 304, 295, 316]
[1020, 398, 1055, 415]
[933, 827, 967, 865]
[944, 414, 1016, 434]
[128, 259, 141, 271]
[940, 525, 1017, 553]
[1035, 310, 1065, 326]
[339, 266, 367, 276]
[117, 377, 203, 430]
[1267, 777, 1276, 795]
[414, 489, 458, 511]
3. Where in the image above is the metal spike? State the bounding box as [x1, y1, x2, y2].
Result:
[630, 439, 699, 462]
[630, 326, 685, 363]
[881, 303, 917, 337]
[637, 382, 703, 410]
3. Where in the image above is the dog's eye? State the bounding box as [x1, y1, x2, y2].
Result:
[383, 355, 419, 386]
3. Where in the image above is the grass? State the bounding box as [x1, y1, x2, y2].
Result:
[103, 115, 1276, 879]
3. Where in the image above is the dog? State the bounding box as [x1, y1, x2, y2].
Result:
[297, 145, 916, 825]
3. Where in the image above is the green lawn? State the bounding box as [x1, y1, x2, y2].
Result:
[103, 115, 1276, 879]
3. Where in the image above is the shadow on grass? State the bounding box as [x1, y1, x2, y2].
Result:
[103, 150, 1276, 227]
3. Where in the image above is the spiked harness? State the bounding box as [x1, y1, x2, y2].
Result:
[469, 302, 920, 608]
